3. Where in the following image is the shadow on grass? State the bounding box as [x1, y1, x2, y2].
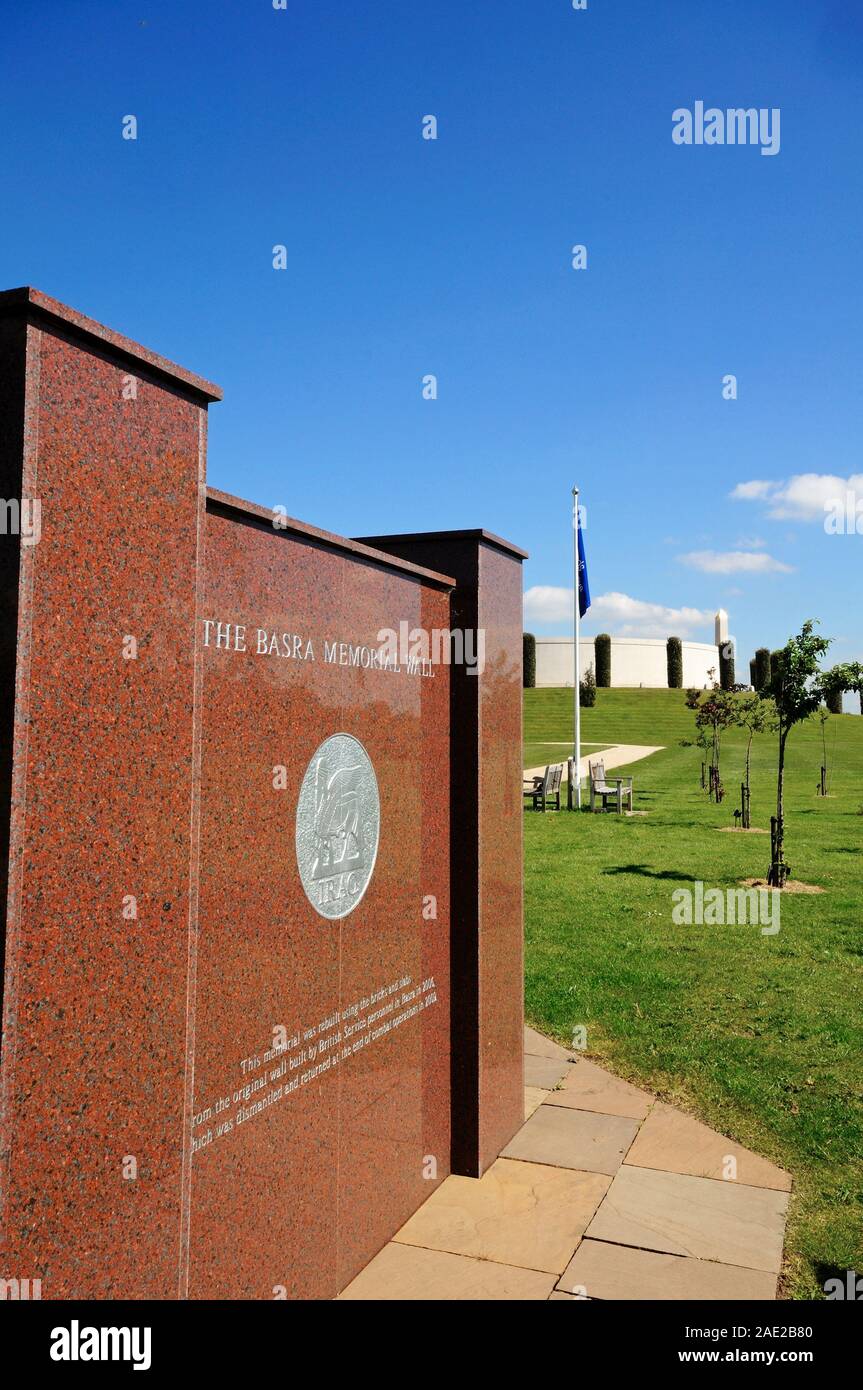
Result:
[813, 1262, 852, 1297]
[603, 864, 699, 881]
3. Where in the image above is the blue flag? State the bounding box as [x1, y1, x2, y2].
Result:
[577, 510, 591, 618]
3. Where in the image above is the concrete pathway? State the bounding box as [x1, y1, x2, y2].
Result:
[340, 1026, 791, 1300]
[523, 743, 665, 784]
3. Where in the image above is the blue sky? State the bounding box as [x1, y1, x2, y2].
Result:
[2, 0, 861, 674]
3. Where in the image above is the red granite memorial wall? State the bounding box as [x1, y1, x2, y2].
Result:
[0, 289, 524, 1299]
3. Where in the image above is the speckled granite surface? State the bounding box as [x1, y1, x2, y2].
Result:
[0, 290, 525, 1299]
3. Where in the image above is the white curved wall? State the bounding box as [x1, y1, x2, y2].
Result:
[533, 636, 720, 689]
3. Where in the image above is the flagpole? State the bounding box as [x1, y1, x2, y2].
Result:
[573, 486, 582, 809]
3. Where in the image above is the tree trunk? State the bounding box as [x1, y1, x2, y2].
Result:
[769, 727, 789, 887]
[744, 733, 753, 829]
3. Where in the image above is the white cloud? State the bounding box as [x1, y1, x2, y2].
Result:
[678, 550, 793, 575]
[731, 472, 863, 521]
[522, 586, 573, 624]
[591, 593, 714, 637]
[730, 480, 773, 500]
[523, 587, 714, 637]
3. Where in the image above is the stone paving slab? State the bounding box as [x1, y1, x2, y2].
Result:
[503, 1102, 639, 1176]
[524, 1085, 549, 1119]
[559, 1238, 779, 1301]
[586, 1164, 789, 1273]
[524, 1024, 574, 1060]
[339, 1027, 791, 1300]
[547, 1057, 654, 1120]
[625, 1101, 792, 1191]
[392, 1157, 609, 1274]
[525, 1053, 572, 1089]
[338, 1242, 557, 1300]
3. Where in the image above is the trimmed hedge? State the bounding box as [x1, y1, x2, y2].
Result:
[719, 642, 736, 691]
[749, 658, 757, 688]
[523, 632, 536, 689]
[826, 688, 843, 715]
[595, 633, 612, 687]
[754, 647, 771, 691]
[666, 636, 682, 689]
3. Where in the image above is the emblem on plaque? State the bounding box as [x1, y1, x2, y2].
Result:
[295, 734, 380, 919]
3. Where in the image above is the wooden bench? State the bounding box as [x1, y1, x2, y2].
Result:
[589, 759, 633, 814]
[523, 763, 563, 812]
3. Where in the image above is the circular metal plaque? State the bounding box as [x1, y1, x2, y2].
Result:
[295, 734, 380, 920]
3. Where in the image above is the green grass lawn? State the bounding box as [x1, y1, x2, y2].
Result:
[523, 687, 863, 1299]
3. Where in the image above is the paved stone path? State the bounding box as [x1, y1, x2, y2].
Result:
[340, 1026, 791, 1300]
[523, 743, 665, 784]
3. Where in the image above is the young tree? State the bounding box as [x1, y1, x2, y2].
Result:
[733, 690, 777, 827]
[695, 726, 712, 789]
[579, 662, 597, 708]
[843, 661, 863, 715]
[688, 679, 737, 801]
[685, 687, 709, 787]
[824, 660, 863, 715]
[761, 621, 831, 887]
[817, 708, 830, 796]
